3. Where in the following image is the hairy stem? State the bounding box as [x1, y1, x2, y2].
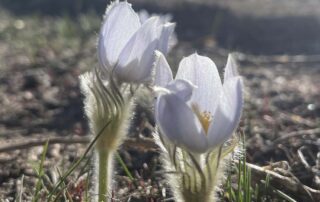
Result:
[98, 149, 112, 202]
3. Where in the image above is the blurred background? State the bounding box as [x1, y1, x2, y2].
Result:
[0, 0, 319, 201]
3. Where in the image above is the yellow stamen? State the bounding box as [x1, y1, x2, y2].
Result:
[192, 104, 212, 134]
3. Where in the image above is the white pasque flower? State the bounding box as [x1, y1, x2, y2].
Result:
[98, 1, 175, 83]
[154, 51, 243, 153]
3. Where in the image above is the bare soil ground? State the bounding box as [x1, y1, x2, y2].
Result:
[0, 0, 319, 201]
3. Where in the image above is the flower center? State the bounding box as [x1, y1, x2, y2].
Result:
[192, 104, 212, 134]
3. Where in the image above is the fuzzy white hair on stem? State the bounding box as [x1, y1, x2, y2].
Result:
[80, 68, 135, 201]
[154, 130, 239, 202]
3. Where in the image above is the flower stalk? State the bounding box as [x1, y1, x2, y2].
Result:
[156, 133, 238, 202]
[98, 149, 112, 202]
[80, 69, 134, 201]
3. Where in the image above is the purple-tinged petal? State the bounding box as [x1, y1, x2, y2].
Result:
[157, 22, 176, 55]
[98, 2, 141, 69]
[116, 17, 160, 82]
[166, 79, 195, 102]
[156, 93, 208, 153]
[138, 9, 149, 24]
[207, 76, 243, 148]
[154, 51, 173, 87]
[176, 53, 222, 114]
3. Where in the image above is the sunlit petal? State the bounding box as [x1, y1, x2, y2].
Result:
[156, 93, 208, 153]
[176, 53, 222, 114]
[207, 76, 243, 148]
[116, 17, 160, 82]
[138, 9, 149, 24]
[154, 51, 173, 87]
[98, 2, 141, 69]
[157, 23, 176, 55]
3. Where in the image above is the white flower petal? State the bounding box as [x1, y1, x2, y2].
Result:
[98, 35, 108, 72]
[176, 53, 222, 114]
[224, 53, 239, 82]
[138, 10, 177, 52]
[98, 2, 141, 69]
[154, 51, 173, 87]
[116, 17, 161, 82]
[138, 9, 149, 24]
[207, 76, 243, 148]
[166, 79, 195, 102]
[156, 93, 208, 153]
[157, 23, 176, 55]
